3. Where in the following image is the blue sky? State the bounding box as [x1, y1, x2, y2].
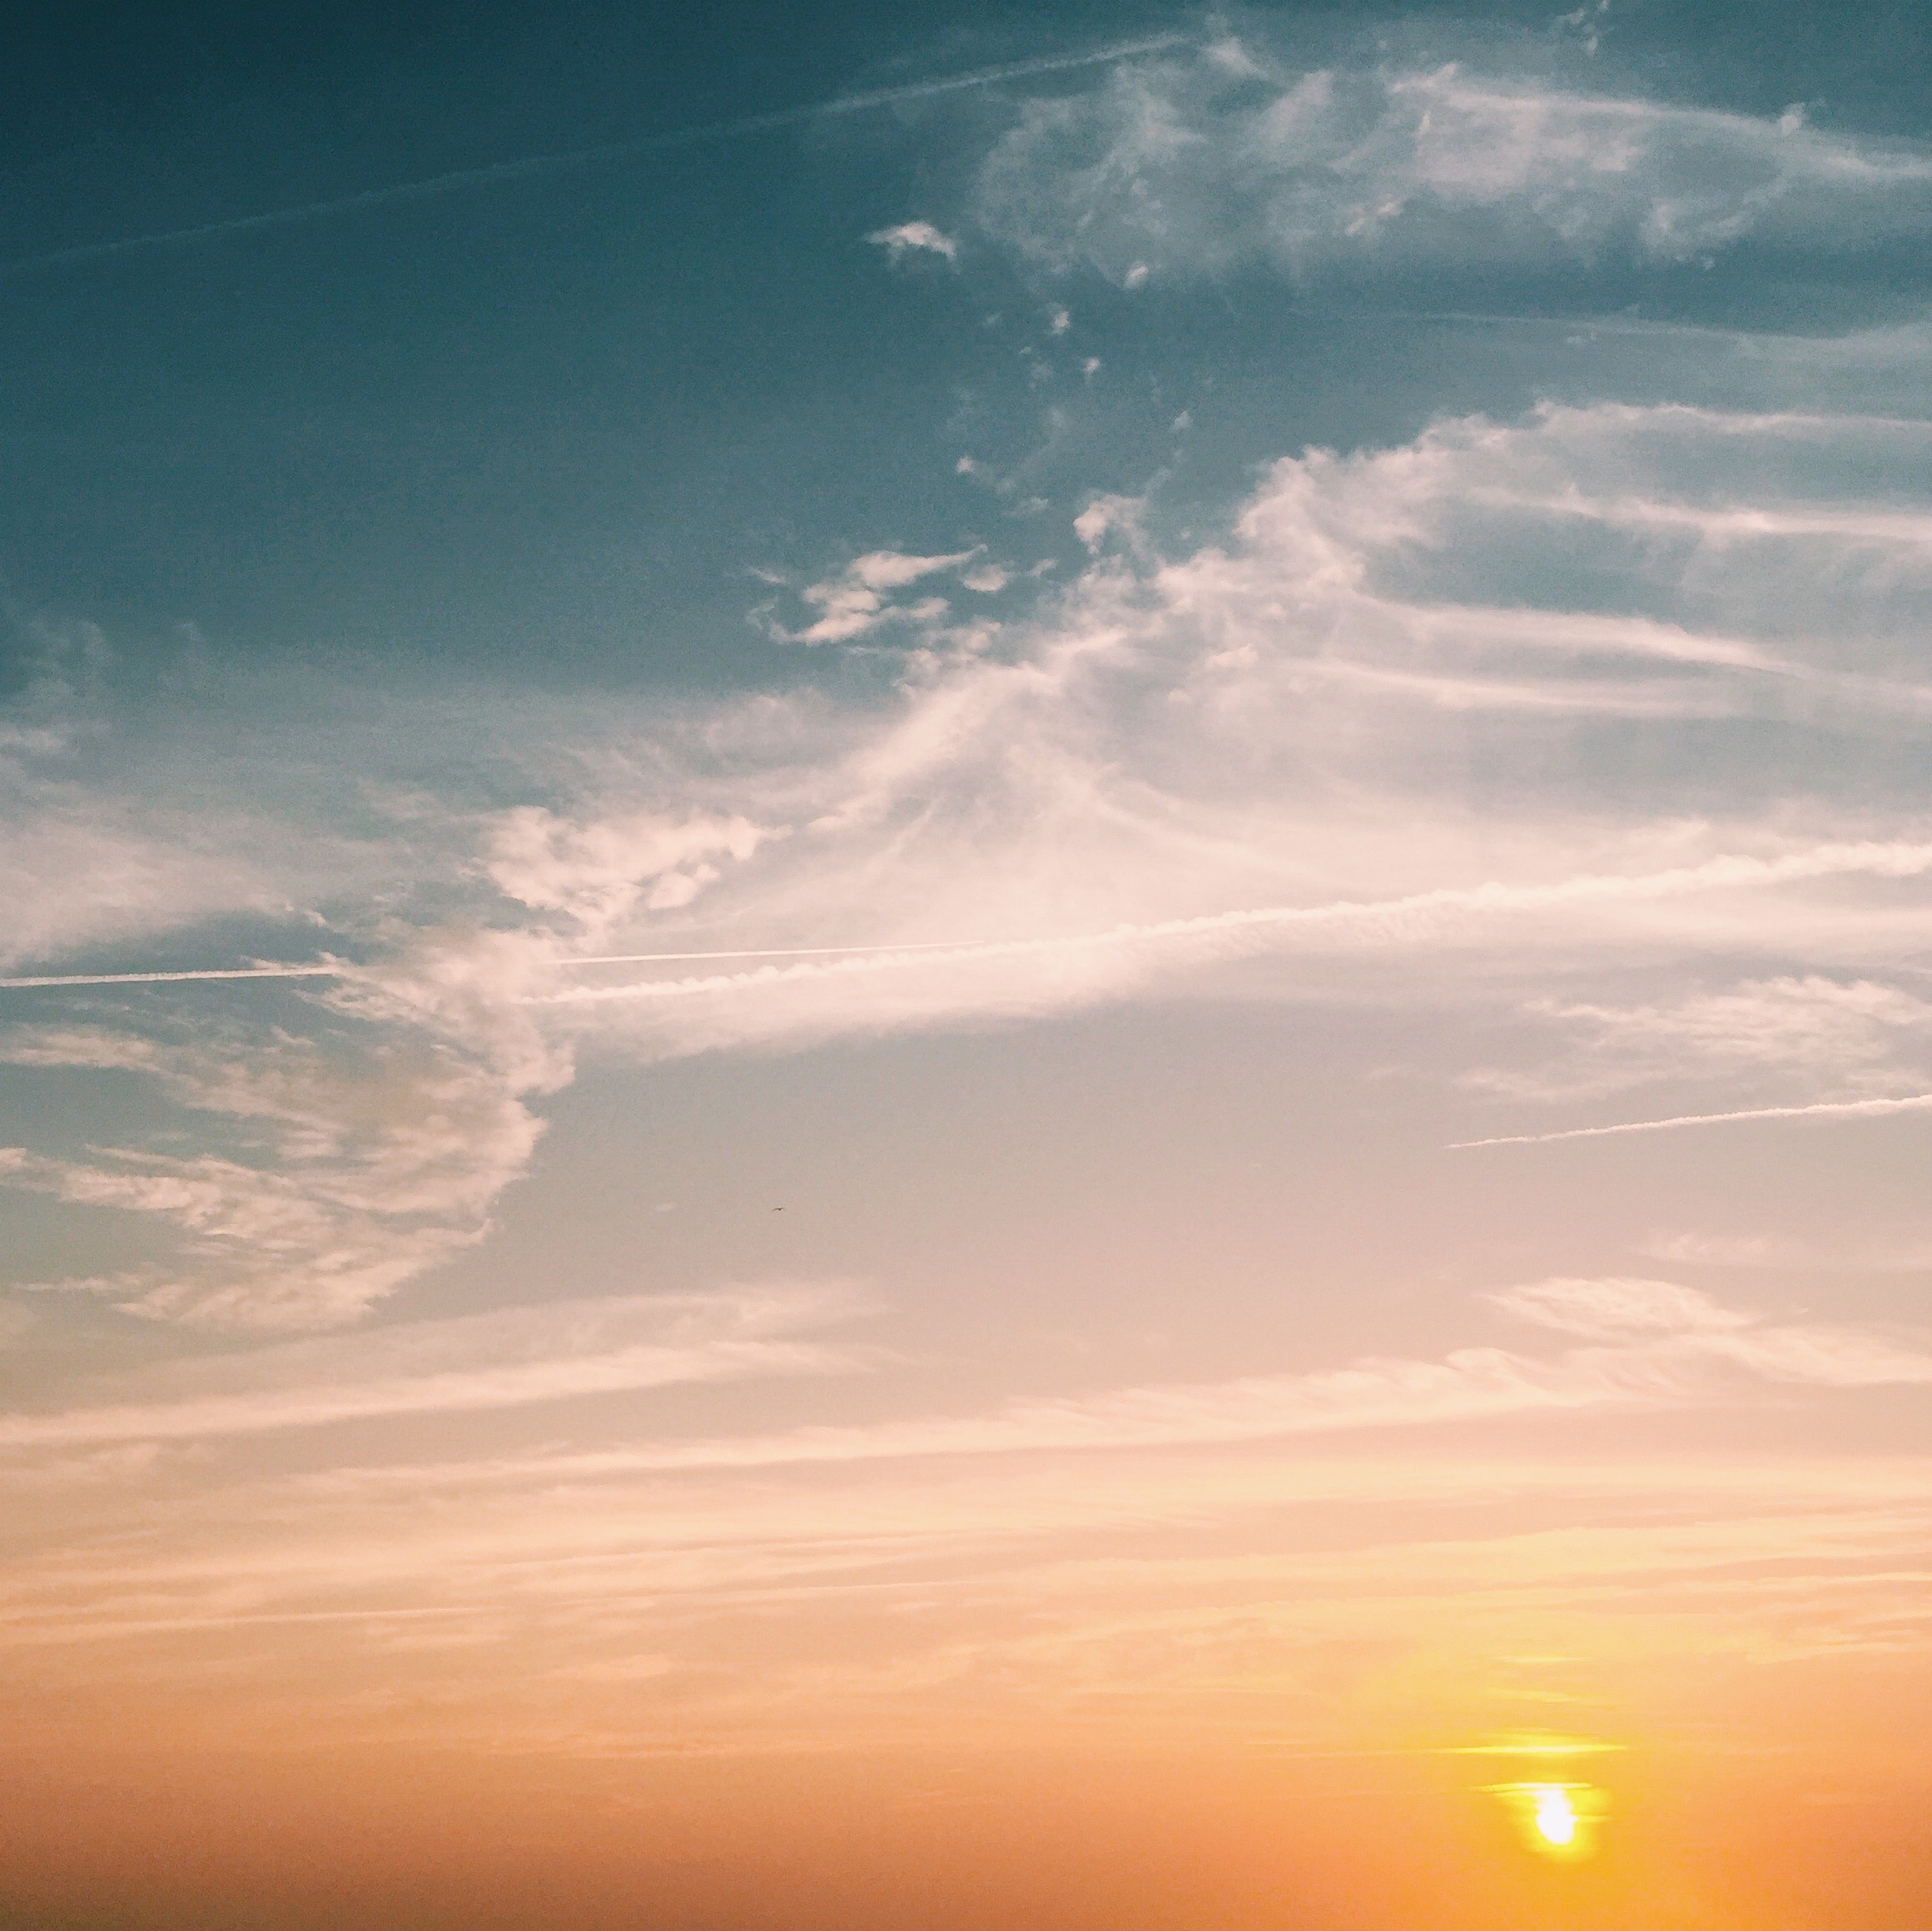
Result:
[7, 7, 1932, 1926]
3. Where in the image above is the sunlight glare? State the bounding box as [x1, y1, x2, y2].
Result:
[1532, 1785, 1577, 1847]
[1487, 1779, 1604, 1861]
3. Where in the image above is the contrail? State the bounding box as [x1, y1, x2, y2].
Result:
[1, 35, 1189, 276]
[0, 944, 997, 989]
[565, 939, 997, 965]
[0, 965, 341, 990]
[1450, 1092, 1932, 1149]
[525, 839, 1932, 1006]
[12, 835, 1932, 996]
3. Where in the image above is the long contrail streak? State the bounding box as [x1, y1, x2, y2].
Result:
[0, 944, 996, 989]
[0, 966, 343, 990]
[2, 36, 1188, 276]
[1450, 1092, 1932, 1149]
[8, 836, 1932, 995]
[524, 839, 1932, 1007]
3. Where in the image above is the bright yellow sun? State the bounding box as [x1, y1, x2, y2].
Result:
[1531, 1785, 1577, 1847]
[1487, 1780, 1603, 1860]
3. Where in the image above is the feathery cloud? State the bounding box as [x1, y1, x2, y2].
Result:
[241, 1278, 1925, 1482]
[0, 1283, 868, 1446]
[973, 43, 1932, 284]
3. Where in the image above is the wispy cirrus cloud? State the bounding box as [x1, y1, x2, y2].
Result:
[206, 1278, 1925, 1484]
[0, 1283, 869, 1447]
[6, 1273, 1906, 1465]
[972, 37, 1932, 285]
[1461, 975, 1932, 1105]
[5, 1278, 1927, 1731]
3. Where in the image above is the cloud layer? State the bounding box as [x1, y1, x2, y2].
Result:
[11, 376, 1932, 1323]
[974, 37, 1932, 285]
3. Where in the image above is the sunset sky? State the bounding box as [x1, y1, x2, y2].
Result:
[5, 4, 1932, 1926]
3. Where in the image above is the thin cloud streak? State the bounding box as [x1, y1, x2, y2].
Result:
[231, 1286, 1932, 1489]
[0, 966, 340, 990]
[27, 836, 1930, 997]
[0, 1288, 872, 1446]
[1452, 1092, 1932, 1148]
[527, 841, 1932, 1007]
[0, 946, 997, 990]
[0, 1338, 867, 1447]
[0, 35, 1189, 276]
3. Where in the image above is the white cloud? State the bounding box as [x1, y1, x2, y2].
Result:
[487, 807, 770, 930]
[972, 46, 1932, 284]
[526, 842, 1932, 1037]
[488, 398, 1932, 1066]
[866, 219, 959, 265]
[1463, 975, 1932, 1104]
[0, 1030, 547, 1329]
[16, 387, 1932, 1323]
[0, 809, 281, 972]
[1488, 1275, 1753, 1338]
[777, 548, 981, 643]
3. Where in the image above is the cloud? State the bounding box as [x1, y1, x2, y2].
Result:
[16, 382, 1932, 1323]
[866, 220, 960, 265]
[462, 395, 1932, 1068]
[524, 841, 1932, 1025]
[1641, 1229, 1932, 1272]
[0, 622, 398, 973]
[776, 547, 981, 644]
[1487, 1275, 1754, 1338]
[0, 1029, 548, 1329]
[3, 1277, 1925, 1718]
[9, 37, 1185, 274]
[284, 1278, 1930, 1483]
[0, 810, 284, 972]
[971, 42, 1932, 284]
[1463, 975, 1932, 1104]
[487, 808, 770, 928]
[0, 714, 313, 973]
[0, 1283, 867, 1447]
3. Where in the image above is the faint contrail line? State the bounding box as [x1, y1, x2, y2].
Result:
[565, 940, 996, 965]
[1450, 1092, 1932, 1149]
[1, 35, 1189, 276]
[12, 836, 1932, 995]
[525, 839, 1932, 1006]
[0, 966, 341, 989]
[0, 946, 982, 988]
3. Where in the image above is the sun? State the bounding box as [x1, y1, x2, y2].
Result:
[1531, 1785, 1577, 1847]
[1487, 1780, 1604, 1860]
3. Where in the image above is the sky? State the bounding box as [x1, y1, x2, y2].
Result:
[4, 2, 1932, 1926]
